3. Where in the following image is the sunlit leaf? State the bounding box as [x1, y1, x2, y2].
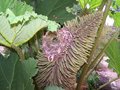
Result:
[77, 0, 88, 9]
[13, 18, 47, 46]
[47, 20, 60, 32]
[113, 13, 120, 27]
[0, 16, 15, 45]
[77, 0, 102, 10]
[89, 0, 102, 9]
[0, 35, 11, 47]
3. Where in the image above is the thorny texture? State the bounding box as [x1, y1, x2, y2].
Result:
[35, 12, 103, 90]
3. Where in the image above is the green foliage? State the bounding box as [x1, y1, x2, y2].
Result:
[13, 17, 47, 46]
[36, 0, 77, 23]
[0, 15, 15, 47]
[87, 72, 99, 90]
[47, 21, 60, 32]
[106, 39, 120, 75]
[88, 0, 102, 9]
[0, 0, 33, 15]
[77, 0, 102, 9]
[110, 0, 120, 27]
[0, 14, 47, 47]
[0, 52, 38, 90]
[0, 9, 59, 47]
[0, 0, 14, 12]
[11, 0, 33, 16]
[44, 85, 64, 90]
[112, 0, 120, 9]
[66, 4, 82, 16]
[6, 9, 37, 24]
[112, 13, 120, 27]
[77, 0, 88, 9]
[0, 0, 120, 90]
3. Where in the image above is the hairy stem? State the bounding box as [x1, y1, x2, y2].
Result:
[97, 77, 120, 90]
[76, 0, 112, 90]
[85, 31, 118, 79]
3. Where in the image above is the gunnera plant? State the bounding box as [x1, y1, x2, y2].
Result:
[35, 12, 103, 90]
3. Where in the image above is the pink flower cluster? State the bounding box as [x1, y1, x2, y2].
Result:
[42, 27, 73, 61]
[96, 57, 120, 90]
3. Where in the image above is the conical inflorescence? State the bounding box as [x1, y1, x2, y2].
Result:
[35, 12, 103, 90]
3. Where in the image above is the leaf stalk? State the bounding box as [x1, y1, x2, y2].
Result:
[76, 0, 112, 90]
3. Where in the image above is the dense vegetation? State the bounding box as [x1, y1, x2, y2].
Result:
[0, 0, 120, 90]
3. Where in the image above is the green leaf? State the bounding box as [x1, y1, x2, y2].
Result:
[21, 0, 34, 5]
[47, 20, 60, 32]
[89, 0, 102, 9]
[13, 18, 47, 46]
[116, 0, 120, 5]
[0, 0, 15, 12]
[45, 85, 64, 90]
[6, 9, 37, 24]
[38, 14, 59, 31]
[111, 12, 120, 27]
[112, 0, 120, 9]
[0, 35, 11, 47]
[36, 0, 77, 23]
[0, 52, 37, 90]
[0, 0, 33, 16]
[110, 0, 120, 27]
[11, 0, 33, 16]
[77, 0, 102, 9]
[0, 15, 15, 45]
[22, 58, 38, 77]
[77, 0, 88, 9]
[87, 71, 99, 90]
[106, 39, 120, 75]
[114, 13, 120, 27]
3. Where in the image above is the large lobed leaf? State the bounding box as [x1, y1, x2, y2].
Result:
[0, 52, 38, 90]
[0, 15, 48, 47]
[36, 0, 77, 23]
[0, 0, 60, 47]
[0, 10, 59, 47]
[106, 39, 120, 75]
